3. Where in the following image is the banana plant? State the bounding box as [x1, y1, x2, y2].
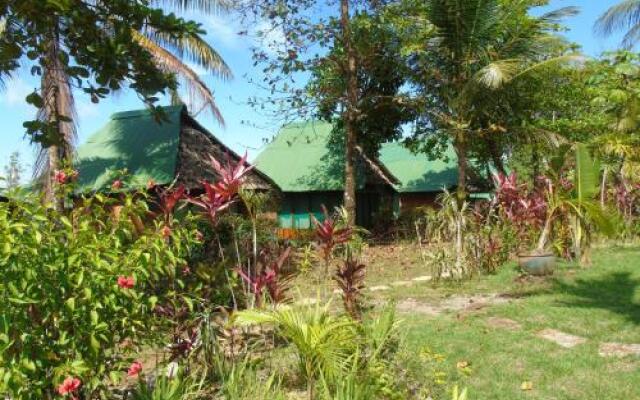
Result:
[536, 143, 617, 264]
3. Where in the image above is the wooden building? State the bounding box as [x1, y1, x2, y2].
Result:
[74, 105, 277, 193]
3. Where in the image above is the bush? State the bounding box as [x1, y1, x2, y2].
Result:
[0, 192, 198, 399]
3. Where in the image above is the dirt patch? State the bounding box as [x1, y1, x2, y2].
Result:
[396, 298, 442, 316]
[536, 329, 587, 348]
[598, 342, 640, 358]
[390, 280, 413, 287]
[412, 275, 433, 282]
[369, 285, 391, 292]
[486, 317, 522, 331]
[397, 293, 514, 317]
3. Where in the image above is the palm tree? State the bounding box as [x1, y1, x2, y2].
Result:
[411, 0, 579, 201]
[595, 0, 640, 48]
[34, 1, 232, 201]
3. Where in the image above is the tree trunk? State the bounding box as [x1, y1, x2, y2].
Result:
[40, 23, 76, 210]
[340, 0, 358, 227]
[454, 133, 468, 204]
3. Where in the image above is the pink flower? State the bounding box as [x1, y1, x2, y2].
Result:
[195, 230, 204, 242]
[127, 361, 143, 378]
[54, 170, 67, 184]
[117, 276, 135, 289]
[161, 225, 172, 238]
[111, 180, 123, 190]
[57, 376, 81, 396]
[181, 264, 191, 275]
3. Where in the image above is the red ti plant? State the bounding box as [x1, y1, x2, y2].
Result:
[493, 173, 547, 245]
[334, 257, 366, 320]
[236, 247, 293, 308]
[154, 184, 187, 225]
[188, 152, 254, 225]
[187, 181, 233, 225]
[208, 152, 254, 201]
[311, 205, 352, 274]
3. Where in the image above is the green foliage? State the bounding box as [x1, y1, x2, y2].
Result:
[233, 302, 357, 393]
[1, 1, 209, 145]
[0, 191, 198, 398]
[131, 376, 198, 400]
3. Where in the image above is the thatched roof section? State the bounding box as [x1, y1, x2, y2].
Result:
[177, 114, 275, 191]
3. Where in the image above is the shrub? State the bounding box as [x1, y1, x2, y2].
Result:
[0, 192, 198, 399]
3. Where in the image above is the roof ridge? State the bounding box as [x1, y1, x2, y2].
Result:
[110, 105, 185, 120]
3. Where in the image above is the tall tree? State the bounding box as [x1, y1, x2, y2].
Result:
[339, 0, 359, 225]
[241, 1, 409, 226]
[391, 0, 579, 201]
[595, 0, 640, 48]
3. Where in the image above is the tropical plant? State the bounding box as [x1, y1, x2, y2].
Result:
[130, 376, 199, 400]
[233, 302, 357, 400]
[393, 0, 579, 200]
[0, 187, 199, 398]
[312, 206, 353, 274]
[595, 0, 640, 48]
[535, 144, 617, 263]
[334, 258, 367, 320]
[237, 246, 294, 308]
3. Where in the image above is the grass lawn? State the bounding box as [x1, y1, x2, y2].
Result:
[295, 243, 640, 399]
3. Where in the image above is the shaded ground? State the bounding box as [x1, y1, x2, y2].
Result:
[294, 243, 640, 399]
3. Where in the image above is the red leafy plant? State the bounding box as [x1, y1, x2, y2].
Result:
[334, 257, 366, 320]
[153, 184, 187, 224]
[188, 152, 253, 225]
[493, 173, 547, 246]
[311, 205, 352, 273]
[237, 246, 294, 308]
[208, 152, 254, 202]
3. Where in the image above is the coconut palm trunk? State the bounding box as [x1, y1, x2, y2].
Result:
[36, 26, 77, 208]
[454, 132, 468, 204]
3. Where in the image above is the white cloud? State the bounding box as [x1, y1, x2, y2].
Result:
[2, 77, 34, 107]
[206, 14, 243, 48]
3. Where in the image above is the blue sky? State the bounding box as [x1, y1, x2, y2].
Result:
[0, 0, 626, 177]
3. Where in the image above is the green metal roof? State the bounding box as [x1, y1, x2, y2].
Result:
[75, 106, 184, 191]
[255, 121, 459, 193]
[254, 122, 349, 192]
[379, 143, 458, 193]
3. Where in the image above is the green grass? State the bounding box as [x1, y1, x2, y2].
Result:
[291, 244, 640, 398]
[395, 245, 640, 399]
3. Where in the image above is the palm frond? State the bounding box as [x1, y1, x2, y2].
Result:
[511, 54, 586, 82]
[145, 30, 232, 80]
[473, 59, 520, 89]
[152, 0, 231, 14]
[595, 0, 640, 45]
[426, 0, 500, 59]
[539, 6, 581, 25]
[133, 30, 225, 125]
[233, 303, 357, 384]
[622, 22, 640, 48]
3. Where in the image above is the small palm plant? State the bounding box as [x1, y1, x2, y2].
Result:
[233, 302, 357, 400]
